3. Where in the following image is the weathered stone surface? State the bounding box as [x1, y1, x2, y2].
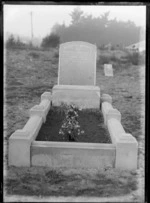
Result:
[30, 100, 50, 122]
[101, 93, 112, 104]
[41, 92, 52, 101]
[116, 133, 138, 170]
[8, 116, 43, 166]
[52, 85, 100, 109]
[30, 105, 46, 122]
[107, 118, 125, 144]
[31, 141, 116, 169]
[107, 118, 138, 170]
[104, 64, 113, 76]
[107, 109, 121, 123]
[102, 102, 121, 125]
[58, 41, 97, 85]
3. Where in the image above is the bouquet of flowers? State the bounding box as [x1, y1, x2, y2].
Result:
[59, 104, 84, 141]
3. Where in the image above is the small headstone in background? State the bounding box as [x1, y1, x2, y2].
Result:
[104, 64, 113, 76]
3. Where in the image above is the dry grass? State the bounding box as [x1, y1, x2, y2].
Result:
[4, 48, 145, 200]
[5, 167, 137, 197]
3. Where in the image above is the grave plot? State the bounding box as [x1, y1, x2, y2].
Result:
[8, 41, 138, 170]
[36, 106, 111, 143]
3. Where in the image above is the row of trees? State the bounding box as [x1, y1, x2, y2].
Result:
[49, 7, 140, 47]
[6, 7, 141, 49]
[5, 35, 26, 48]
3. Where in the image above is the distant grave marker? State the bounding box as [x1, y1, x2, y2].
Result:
[104, 64, 113, 77]
[58, 41, 97, 85]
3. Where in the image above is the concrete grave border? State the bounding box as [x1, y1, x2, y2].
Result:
[8, 92, 138, 170]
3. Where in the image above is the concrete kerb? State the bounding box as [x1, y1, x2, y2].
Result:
[8, 92, 52, 167]
[31, 141, 116, 169]
[115, 133, 138, 169]
[8, 91, 138, 170]
[8, 116, 43, 166]
[101, 93, 112, 104]
[102, 100, 138, 170]
[107, 119, 138, 170]
[41, 91, 52, 101]
[101, 102, 121, 125]
[30, 92, 52, 122]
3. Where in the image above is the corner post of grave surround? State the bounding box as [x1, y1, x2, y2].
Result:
[115, 133, 138, 170]
[8, 115, 43, 167]
[101, 94, 112, 104]
[107, 118, 138, 170]
[30, 92, 52, 123]
[41, 92, 52, 102]
[101, 102, 121, 125]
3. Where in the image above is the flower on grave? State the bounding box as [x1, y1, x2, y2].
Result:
[59, 104, 84, 141]
[59, 129, 64, 135]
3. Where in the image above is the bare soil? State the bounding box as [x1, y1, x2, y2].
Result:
[4, 48, 145, 201]
[36, 107, 111, 143]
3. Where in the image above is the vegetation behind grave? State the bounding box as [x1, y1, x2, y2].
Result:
[50, 7, 141, 47]
[4, 47, 144, 200]
[97, 49, 145, 69]
[41, 33, 60, 49]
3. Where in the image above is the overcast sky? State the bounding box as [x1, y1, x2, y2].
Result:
[4, 5, 146, 39]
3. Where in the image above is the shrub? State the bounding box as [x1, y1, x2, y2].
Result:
[41, 33, 60, 49]
[110, 55, 120, 63]
[97, 55, 111, 65]
[126, 52, 140, 65]
[6, 34, 26, 49]
[28, 52, 40, 59]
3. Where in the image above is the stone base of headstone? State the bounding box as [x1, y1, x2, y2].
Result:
[52, 85, 100, 109]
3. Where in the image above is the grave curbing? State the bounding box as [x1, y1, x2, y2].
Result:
[102, 104, 138, 170]
[8, 115, 43, 166]
[8, 92, 138, 169]
[101, 93, 112, 104]
[8, 41, 138, 170]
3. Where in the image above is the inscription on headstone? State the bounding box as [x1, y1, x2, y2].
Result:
[104, 64, 113, 76]
[58, 41, 97, 85]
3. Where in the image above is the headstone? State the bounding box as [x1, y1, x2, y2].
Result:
[58, 41, 97, 86]
[104, 64, 113, 76]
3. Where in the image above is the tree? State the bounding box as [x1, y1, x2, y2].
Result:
[41, 33, 60, 48]
[99, 11, 110, 28]
[51, 23, 61, 34]
[46, 10, 140, 47]
[70, 7, 84, 25]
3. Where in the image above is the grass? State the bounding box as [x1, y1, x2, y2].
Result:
[5, 167, 137, 197]
[4, 47, 145, 200]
